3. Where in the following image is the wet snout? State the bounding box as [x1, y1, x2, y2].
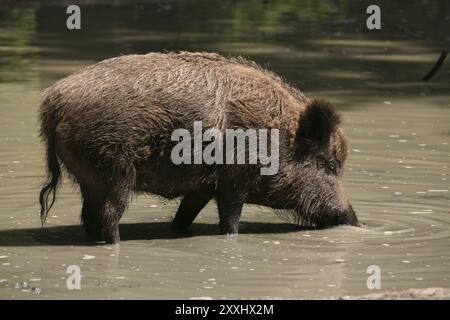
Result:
[338, 204, 359, 227]
[315, 204, 359, 229]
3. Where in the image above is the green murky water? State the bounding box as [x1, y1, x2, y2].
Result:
[0, 0, 449, 299]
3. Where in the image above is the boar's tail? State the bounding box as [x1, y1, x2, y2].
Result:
[39, 133, 61, 227]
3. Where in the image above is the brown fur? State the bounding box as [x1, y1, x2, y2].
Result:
[39, 51, 357, 244]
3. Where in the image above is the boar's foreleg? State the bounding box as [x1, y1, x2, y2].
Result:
[216, 183, 248, 235]
[172, 191, 213, 232]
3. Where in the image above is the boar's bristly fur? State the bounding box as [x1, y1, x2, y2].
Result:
[39, 51, 358, 244]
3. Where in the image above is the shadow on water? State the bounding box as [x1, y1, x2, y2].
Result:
[0, 221, 302, 246]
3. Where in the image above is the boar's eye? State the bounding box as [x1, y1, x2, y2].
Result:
[316, 156, 338, 175]
[326, 159, 337, 175]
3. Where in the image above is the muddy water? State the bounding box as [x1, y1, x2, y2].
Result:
[0, 1, 449, 299]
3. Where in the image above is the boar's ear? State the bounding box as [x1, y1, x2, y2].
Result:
[295, 99, 341, 155]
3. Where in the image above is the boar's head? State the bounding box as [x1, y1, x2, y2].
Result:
[267, 99, 358, 228]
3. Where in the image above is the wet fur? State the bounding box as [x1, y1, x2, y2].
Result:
[39, 51, 356, 243]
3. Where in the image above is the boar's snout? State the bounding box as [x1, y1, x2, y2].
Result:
[315, 204, 359, 229]
[340, 204, 358, 227]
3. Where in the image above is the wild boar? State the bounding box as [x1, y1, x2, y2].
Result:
[39, 51, 358, 244]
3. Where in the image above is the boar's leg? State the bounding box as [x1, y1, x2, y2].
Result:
[216, 185, 247, 235]
[81, 191, 103, 241]
[101, 193, 126, 244]
[172, 191, 212, 232]
[78, 171, 110, 242]
[81, 186, 127, 244]
[79, 168, 134, 244]
[100, 171, 135, 244]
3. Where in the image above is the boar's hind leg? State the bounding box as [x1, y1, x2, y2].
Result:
[80, 169, 135, 244]
[172, 191, 212, 232]
[100, 170, 135, 244]
[81, 190, 103, 241]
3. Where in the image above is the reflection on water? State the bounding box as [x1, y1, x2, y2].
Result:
[0, 0, 449, 299]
